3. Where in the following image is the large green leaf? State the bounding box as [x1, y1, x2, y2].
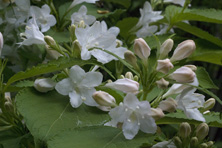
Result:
[47, 126, 152, 148]
[104, 0, 131, 8]
[16, 88, 109, 141]
[45, 29, 70, 43]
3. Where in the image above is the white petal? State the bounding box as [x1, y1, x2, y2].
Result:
[69, 91, 83, 108]
[80, 88, 98, 106]
[124, 93, 140, 110]
[185, 108, 205, 122]
[109, 103, 131, 123]
[69, 65, 86, 83]
[78, 5, 87, 15]
[138, 114, 157, 133]
[55, 78, 73, 95]
[80, 72, 103, 87]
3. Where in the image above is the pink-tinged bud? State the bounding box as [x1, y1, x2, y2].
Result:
[158, 98, 177, 112]
[156, 58, 174, 74]
[169, 66, 195, 83]
[0, 32, 3, 56]
[150, 108, 165, 120]
[156, 78, 169, 89]
[170, 40, 196, 62]
[124, 50, 138, 69]
[34, 78, 56, 93]
[203, 98, 215, 111]
[159, 39, 174, 59]
[93, 91, 116, 107]
[134, 38, 151, 60]
[184, 64, 197, 71]
[105, 78, 139, 94]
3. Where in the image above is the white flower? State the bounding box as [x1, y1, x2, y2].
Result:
[19, 18, 45, 46]
[164, 0, 186, 7]
[75, 21, 127, 64]
[71, 5, 96, 26]
[136, 24, 158, 38]
[105, 93, 157, 139]
[152, 140, 176, 148]
[176, 88, 206, 122]
[55, 65, 103, 108]
[30, 4, 56, 32]
[105, 78, 139, 94]
[70, 0, 99, 9]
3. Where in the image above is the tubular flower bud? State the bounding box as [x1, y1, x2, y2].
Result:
[158, 98, 177, 112]
[200, 143, 208, 148]
[124, 50, 138, 69]
[34, 78, 56, 93]
[71, 40, 81, 58]
[206, 141, 214, 147]
[156, 78, 169, 89]
[179, 122, 191, 139]
[203, 98, 215, 111]
[79, 20, 85, 28]
[0, 32, 3, 56]
[125, 72, 133, 80]
[4, 92, 11, 103]
[4, 102, 14, 113]
[169, 66, 195, 83]
[44, 35, 56, 47]
[173, 136, 182, 148]
[190, 137, 199, 147]
[93, 91, 116, 107]
[159, 39, 174, 59]
[184, 65, 197, 71]
[150, 108, 165, 120]
[196, 123, 209, 141]
[70, 24, 76, 41]
[105, 78, 139, 94]
[170, 40, 196, 62]
[46, 47, 62, 60]
[134, 38, 151, 60]
[156, 58, 174, 74]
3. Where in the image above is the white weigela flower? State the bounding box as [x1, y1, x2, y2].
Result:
[70, 0, 99, 9]
[75, 21, 127, 64]
[71, 5, 96, 26]
[176, 88, 206, 122]
[30, 4, 56, 32]
[164, 0, 186, 7]
[105, 78, 139, 94]
[34, 78, 56, 93]
[105, 93, 157, 139]
[55, 65, 103, 108]
[152, 140, 176, 148]
[19, 18, 45, 46]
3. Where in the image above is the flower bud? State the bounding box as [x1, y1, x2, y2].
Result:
[190, 137, 198, 147]
[125, 72, 133, 80]
[173, 136, 182, 148]
[116, 39, 122, 47]
[46, 48, 62, 60]
[4, 102, 14, 113]
[179, 122, 191, 139]
[150, 108, 165, 120]
[158, 98, 177, 112]
[124, 50, 138, 69]
[206, 141, 214, 147]
[71, 40, 81, 58]
[0, 32, 3, 56]
[156, 58, 174, 74]
[34, 78, 56, 93]
[184, 65, 197, 71]
[203, 98, 215, 111]
[105, 78, 139, 94]
[134, 38, 151, 60]
[93, 91, 116, 107]
[133, 75, 139, 81]
[200, 143, 208, 148]
[120, 75, 125, 79]
[44, 36, 56, 47]
[79, 20, 85, 28]
[156, 78, 169, 89]
[196, 123, 209, 141]
[169, 66, 195, 83]
[159, 39, 174, 59]
[97, 106, 112, 112]
[70, 24, 76, 41]
[170, 40, 196, 62]
[4, 92, 11, 103]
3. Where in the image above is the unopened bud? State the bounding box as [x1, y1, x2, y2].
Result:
[4, 92, 11, 103]
[190, 137, 199, 147]
[125, 72, 133, 80]
[150, 108, 165, 120]
[159, 39, 174, 59]
[116, 39, 122, 47]
[70, 24, 76, 41]
[107, 79, 112, 83]
[169, 66, 195, 83]
[196, 123, 209, 141]
[46, 48, 62, 60]
[120, 75, 125, 79]
[206, 141, 214, 147]
[203, 98, 215, 111]
[44, 36, 56, 47]
[71, 40, 81, 58]
[179, 122, 191, 139]
[200, 143, 208, 148]
[34, 78, 56, 93]
[156, 78, 169, 89]
[173, 136, 182, 148]
[0, 32, 3, 56]
[184, 65, 197, 71]
[79, 20, 85, 28]
[124, 50, 138, 69]
[134, 38, 151, 60]
[156, 58, 174, 74]
[93, 91, 116, 107]
[170, 40, 196, 62]
[4, 102, 14, 113]
[158, 98, 177, 112]
[133, 75, 139, 81]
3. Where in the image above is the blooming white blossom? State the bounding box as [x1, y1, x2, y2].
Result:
[71, 5, 96, 26]
[176, 88, 206, 122]
[136, 1, 163, 37]
[55, 65, 103, 108]
[75, 21, 127, 64]
[164, 0, 186, 7]
[105, 93, 157, 139]
[70, 0, 99, 9]
[152, 140, 176, 148]
[19, 18, 45, 46]
[30, 4, 56, 32]
[105, 78, 139, 94]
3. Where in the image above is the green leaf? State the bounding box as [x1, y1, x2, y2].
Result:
[45, 29, 70, 43]
[174, 22, 222, 47]
[47, 126, 153, 148]
[144, 34, 172, 50]
[4, 80, 34, 92]
[196, 67, 218, 89]
[104, 0, 131, 8]
[16, 88, 109, 141]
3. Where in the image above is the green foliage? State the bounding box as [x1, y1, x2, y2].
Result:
[45, 29, 70, 43]
[104, 0, 131, 8]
